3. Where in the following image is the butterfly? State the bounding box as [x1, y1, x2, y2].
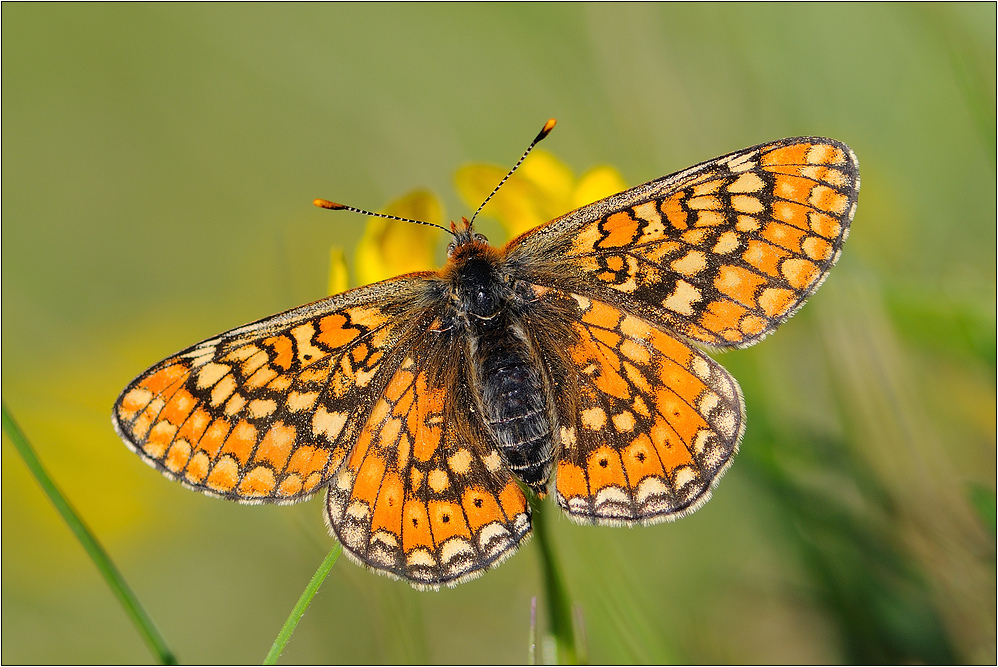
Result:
[113, 120, 859, 589]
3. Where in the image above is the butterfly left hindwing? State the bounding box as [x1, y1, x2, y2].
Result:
[325, 340, 530, 589]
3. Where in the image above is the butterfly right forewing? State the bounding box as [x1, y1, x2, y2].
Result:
[506, 137, 859, 349]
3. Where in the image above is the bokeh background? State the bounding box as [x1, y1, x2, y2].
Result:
[3, 4, 994, 664]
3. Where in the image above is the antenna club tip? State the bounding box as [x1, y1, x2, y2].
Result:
[314, 199, 345, 210]
[534, 118, 557, 143]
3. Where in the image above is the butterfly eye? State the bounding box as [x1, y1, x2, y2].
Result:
[473, 233, 488, 243]
[446, 242, 456, 257]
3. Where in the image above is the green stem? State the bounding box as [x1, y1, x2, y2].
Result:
[2, 402, 176, 665]
[263, 544, 342, 665]
[532, 499, 578, 664]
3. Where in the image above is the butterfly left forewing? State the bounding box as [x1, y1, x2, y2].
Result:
[113, 278, 431, 504]
[533, 289, 743, 524]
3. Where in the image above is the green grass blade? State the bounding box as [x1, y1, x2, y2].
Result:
[263, 544, 342, 665]
[2, 402, 177, 665]
[532, 501, 579, 664]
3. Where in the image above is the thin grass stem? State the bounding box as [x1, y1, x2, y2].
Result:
[263, 544, 342, 665]
[532, 499, 579, 664]
[2, 402, 177, 665]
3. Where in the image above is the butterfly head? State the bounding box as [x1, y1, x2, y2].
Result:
[446, 217, 490, 257]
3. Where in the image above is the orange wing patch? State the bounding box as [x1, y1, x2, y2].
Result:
[325, 352, 530, 589]
[551, 291, 744, 524]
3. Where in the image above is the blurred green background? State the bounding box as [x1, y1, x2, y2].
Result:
[3, 3, 995, 664]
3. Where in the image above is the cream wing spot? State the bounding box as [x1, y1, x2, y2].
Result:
[612, 411, 636, 433]
[663, 280, 703, 316]
[287, 391, 319, 412]
[406, 549, 437, 568]
[690, 356, 711, 382]
[209, 375, 237, 407]
[560, 426, 578, 450]
[196, 362, 231, 389]
[428, 469, 449, 493]
[447, 449, 473, 475]
[727, 171, 765, 193]
[712, 231, 740, 254]
[673, 466, 698, 489]
[731, 195, 764, 214]
[581, 407, 607, 430]
[248, 398, 277, 418]
[313, 407, 348, 440]
[736, 215, 760, 232]
[223, 392, 247, 417]
[670, 250, 708, 277]
[346, 500, 370, 520]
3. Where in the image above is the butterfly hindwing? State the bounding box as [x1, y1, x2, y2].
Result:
[325, 331, 531, 588]
[534, 289, 743, 524]
[507, 137, 859, 348]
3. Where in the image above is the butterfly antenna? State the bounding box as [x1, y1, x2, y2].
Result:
[468, 118, 557, 227]
[313, 199, 454, 235]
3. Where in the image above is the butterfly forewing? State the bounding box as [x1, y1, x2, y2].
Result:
[507, 137, 859, 348]
[113, 278, 430, 504]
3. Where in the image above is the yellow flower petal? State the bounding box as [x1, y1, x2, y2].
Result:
[455, 150, 578, 239]
[327, 246, 349, 295]
[354, 190, 443, 285]
[455, 151, 626, 240]
[517, 150, 574, 207]
[572, 165, 628, 209]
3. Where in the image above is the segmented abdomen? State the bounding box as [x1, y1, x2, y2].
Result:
[473, 324, 555, 494]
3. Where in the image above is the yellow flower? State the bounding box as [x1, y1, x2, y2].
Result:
[330, 151, 626, 290]
[454, 149, 627, 239]
[351, 189, 444, 287]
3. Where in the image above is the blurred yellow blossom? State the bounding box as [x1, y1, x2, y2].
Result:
[327, 246, 349, 296]
[332, 152, 626, 290]
[454, 149, 627, 239]
[352, 189, 444, 286]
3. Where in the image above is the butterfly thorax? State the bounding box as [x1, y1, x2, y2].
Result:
[441, 234, 558, 496]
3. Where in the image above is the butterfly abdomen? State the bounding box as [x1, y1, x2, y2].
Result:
[445, 248, 557, 495]
[472, 322, 556, 495]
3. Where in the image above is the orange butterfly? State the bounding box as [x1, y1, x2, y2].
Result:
[113, 120, 859, 589]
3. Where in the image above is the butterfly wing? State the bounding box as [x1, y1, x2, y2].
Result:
[529, 288, 743, 524]
[113, 277, 435, 503]
[325, 333, 531, 589]
[113, 276, 531, 586]
[505, 137, 860, 348]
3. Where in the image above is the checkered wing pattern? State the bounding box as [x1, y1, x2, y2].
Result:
[113, 279, 434, 503]
[530, 289, 743, 524]
[325, 341, 530, 589]
[507, 137, 860, 348]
